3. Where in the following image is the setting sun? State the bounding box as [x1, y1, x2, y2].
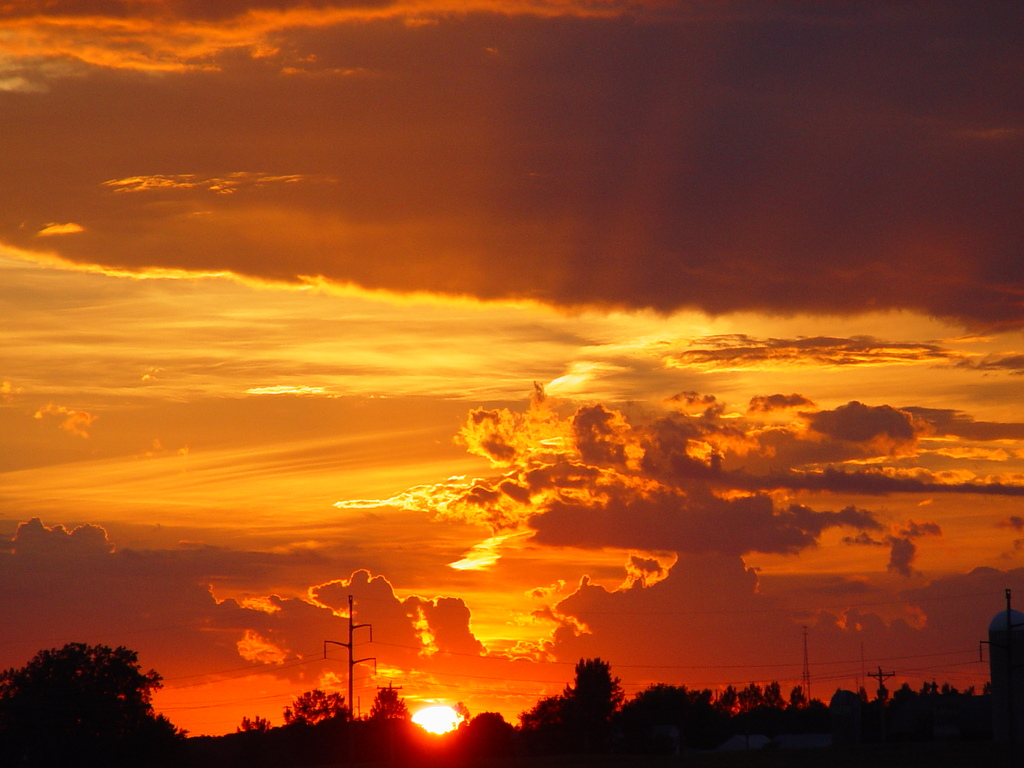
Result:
[412, 706, 463, 735]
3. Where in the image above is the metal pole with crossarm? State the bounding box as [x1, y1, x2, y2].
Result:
[324, 594, 374, 720]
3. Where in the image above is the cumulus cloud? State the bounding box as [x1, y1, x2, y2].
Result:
[0, 516, 502, 727]
[365, 391, 1024, 582]
[433, 397, 897, 559]
[310, 569, 485, 658]
[802, 401, 923, 456]
[12, 517, 112, 556]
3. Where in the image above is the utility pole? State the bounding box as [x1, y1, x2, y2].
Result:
[325, 594, 374, 720]
[868, 666, 895, 744]
[801, 625, 811, 704]
[859, 642, 866, 696]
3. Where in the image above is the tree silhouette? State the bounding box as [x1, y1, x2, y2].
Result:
[562, 657, 624, 753]
[788, 684, 808, 709]
[737, 682, 765, 713]
[763, 681, 784, 709]
[237, 715, 272, 733]
[519, 693, 569, 754]
[458, 712, 515, 759]
[283, 689, 348, 725]
[0, 642, 180, 767]
[369, 685, 410, 721]
[715, 685, 739, 715]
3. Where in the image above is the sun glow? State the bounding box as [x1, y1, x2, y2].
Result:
[411, 705, 463, 734]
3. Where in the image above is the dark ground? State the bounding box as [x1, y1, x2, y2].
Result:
[328, 741, 1021, 768]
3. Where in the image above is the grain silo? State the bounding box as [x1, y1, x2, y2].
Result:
[988, 598, 1024, 742]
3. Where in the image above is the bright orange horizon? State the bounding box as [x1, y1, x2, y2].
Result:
[2, 0, 1023, 737]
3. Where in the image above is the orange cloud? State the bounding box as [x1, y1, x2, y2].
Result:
[37, 222, 84, 236]
[236, 629, 289, 664]
[33, 403, 97, 437]
[103, 172, 323, 194]
[0, 1, 634, 76]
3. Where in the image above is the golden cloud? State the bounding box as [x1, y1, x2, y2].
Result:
[37, 222, 84, 236]
[33, 403, 97, 438]
[236, 628, 289, 664]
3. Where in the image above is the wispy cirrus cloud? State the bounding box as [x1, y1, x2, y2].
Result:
[103, 172, 326, 194]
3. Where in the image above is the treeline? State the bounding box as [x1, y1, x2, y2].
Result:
[196, 658, 833, 765]
[0, 643, 991, 767]
[517, 658, 829, 755]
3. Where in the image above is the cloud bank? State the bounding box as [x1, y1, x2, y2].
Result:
[1, 2, 1022, 327]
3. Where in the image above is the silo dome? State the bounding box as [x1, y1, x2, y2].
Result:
[988, 608, 1024, 633]
[988, 605, 1024, 741]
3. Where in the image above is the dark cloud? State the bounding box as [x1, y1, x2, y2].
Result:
[2, 5, 1023, 326]
[803, 401, 921, 454]
[572, 403, 632, 466]
[530, 489, 882, 558]
[903, 407, 1024, 441]
[12, 517, 112, 556]
[898, 523, 942, 573]
[548, 555, 797, 677]
[755, 466, 1024, 498]
[671, 336, 956, 370]
[965, 354, 1024, 374]
[843, 519, 942, 578]
[665, 391, 725, 418]
[439, 395, 1024, 569]
[734, 400, 928, 472]
[448, 399, 909, 558]
[0, 518, 493, 717]
[748, 393, 816, 413]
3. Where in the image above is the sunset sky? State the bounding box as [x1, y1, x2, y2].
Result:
[2, 0, 1023, 736]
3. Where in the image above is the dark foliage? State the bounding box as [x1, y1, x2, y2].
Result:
[520, 657, 624, 754]
[369, 684, 410, 721]
[617, 683, 730, 752]
[455, 711, 516, 760]
[283, 687, 349, 725]
[0, 642, 182, 767]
